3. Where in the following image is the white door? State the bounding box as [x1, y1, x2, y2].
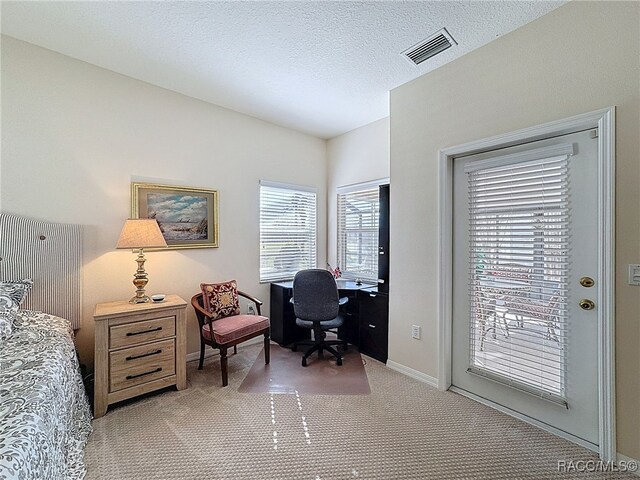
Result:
[452, 129, 600, 447]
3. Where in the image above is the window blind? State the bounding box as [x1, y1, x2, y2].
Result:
[259, 181, 317, 283]
[466, 149, 571, 405]
[337, 185, 380, 282]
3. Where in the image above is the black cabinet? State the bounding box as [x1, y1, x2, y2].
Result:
[358, 289, 389, 363]
[378, 184, 390, 294]
[270, 283, 310, 346]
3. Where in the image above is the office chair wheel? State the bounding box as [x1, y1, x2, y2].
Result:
[302, 357, 308, 367]
[336, 358, 343, 366]
[291, 345, 297, 352]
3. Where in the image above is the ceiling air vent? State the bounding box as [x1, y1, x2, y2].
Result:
[402, 28, 457, 66]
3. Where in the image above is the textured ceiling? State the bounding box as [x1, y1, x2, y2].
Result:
[1, 1, 564, 138]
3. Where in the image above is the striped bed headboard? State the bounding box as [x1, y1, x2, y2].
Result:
[0, 214, 83, 329]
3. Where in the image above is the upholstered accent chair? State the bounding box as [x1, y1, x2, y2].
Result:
[291, 269, 348, 367]
[192, 282, 270, 386]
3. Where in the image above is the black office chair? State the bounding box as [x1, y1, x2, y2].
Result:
[291, 269, 348, 367]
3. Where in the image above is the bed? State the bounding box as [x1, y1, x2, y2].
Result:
[0, 311, 92, 479]
[0, 214, 92, 480]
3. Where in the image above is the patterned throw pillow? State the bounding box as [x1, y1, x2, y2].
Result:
[200, 280, 241, 320]
[0, 279, 33, 342]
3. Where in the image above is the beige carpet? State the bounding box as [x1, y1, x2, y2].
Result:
[238, 345, 370, 395]
[85, 343, 632, 479]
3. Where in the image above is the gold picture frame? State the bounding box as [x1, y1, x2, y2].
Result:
[131, 182, 219, 250]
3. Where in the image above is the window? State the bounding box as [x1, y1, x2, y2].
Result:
[259, 180, 317, 283]
[466, 149, 570, 403]
[337, 180, 386, 282]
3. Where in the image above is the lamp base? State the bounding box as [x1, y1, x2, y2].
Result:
[129, 294, 151, 304]
[129, 249, 151, 304]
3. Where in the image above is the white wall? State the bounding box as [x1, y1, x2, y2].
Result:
[326, 117, 390, 266]
[390, 2, 639, 458]
[1, 36, 327, 367]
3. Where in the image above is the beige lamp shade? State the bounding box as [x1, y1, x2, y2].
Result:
[116, 219, 167, 249]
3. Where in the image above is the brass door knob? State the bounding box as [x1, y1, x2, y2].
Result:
[579, 299, 595, 310]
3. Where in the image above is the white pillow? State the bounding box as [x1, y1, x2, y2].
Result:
[0, 279, 33, 342]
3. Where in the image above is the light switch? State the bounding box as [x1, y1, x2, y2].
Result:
[628, 264, 640, 286]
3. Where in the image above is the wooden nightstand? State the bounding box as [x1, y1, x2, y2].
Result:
[93, 295, 187, 418]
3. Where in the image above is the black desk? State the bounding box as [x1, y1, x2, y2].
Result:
[269, 280, 387, 362]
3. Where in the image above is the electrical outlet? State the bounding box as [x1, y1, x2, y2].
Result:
[411, 325, 421, 339]
[247, 304, 256, 315]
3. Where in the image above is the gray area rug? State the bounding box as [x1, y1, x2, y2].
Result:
[85, 343, 632, 479]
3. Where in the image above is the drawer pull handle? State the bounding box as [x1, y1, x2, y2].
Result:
[126, 367, 162, 380]
[368, 324, 376, 329]
[369, 293, 377, 297]
[126, 349, 162, 361]
[126, 326, 162, 336]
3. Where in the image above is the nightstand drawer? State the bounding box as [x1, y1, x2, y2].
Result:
[109, 316, 175, 349]
[109, 339, 176, 392]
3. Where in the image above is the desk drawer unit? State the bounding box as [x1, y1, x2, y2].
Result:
[358, 289, 389, 363]
[93, 295, 187, 418]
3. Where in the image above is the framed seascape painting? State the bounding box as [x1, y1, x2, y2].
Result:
[131, 182, 219, 249]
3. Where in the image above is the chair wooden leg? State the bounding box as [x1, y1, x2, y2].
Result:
[198, 340, 205, 370]
[233, 345, 237, 355]
[264, 333, 270, 364]
[220, 347, 229, 387]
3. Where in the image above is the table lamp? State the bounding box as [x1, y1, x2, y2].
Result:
[116, 219, 167, 304]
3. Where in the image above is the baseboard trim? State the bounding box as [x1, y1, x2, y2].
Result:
[185, 337, 264, 363]
[449, 386, 599, 453]
[386, 360, 439, 388]
[617, 454, 640, 477]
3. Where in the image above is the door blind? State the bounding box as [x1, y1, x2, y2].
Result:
[337, 186, 379, 282]
[466, 150, 571, 405]
[259, 181, 317, 283]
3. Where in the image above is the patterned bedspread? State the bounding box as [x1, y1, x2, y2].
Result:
[0, 310, 92, 480]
